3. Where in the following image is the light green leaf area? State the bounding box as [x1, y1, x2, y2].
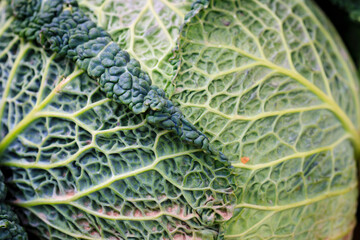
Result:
[77, 0, 193, 92]
[172, 0, 359, 239]
[0, 2, 234, 240]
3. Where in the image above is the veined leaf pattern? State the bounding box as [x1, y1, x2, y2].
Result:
[78, 0, 193, 92]
[172, 0, 359, 238]
[0, 1, 234, 239]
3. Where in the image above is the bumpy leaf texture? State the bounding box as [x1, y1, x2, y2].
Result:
[9, 0, 225, 160]
[0, 170, 27, 240]
[316, 0, 360, 68]
[171, 0, 360, 239]
[78, 0, 193, 92]
[0, 0, 359, 240]
[0, 0, 234, 239]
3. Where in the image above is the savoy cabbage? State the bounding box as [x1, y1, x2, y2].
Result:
[0, 0, 359, 239]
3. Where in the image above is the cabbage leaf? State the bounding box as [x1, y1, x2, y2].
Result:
[0, 0, 359, 239]
[78, 0, 193, 91]
[171, 0, 360, 238]
[0, 1, 234, 239]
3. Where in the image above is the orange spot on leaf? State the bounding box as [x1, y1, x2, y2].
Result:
[241, 157, 250, 164]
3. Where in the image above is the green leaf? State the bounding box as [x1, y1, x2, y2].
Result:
[0, 1, 234, 239]
[171, 0, 359, 238]
[315, 0, 360, 68]
[77, 0, 193, 92]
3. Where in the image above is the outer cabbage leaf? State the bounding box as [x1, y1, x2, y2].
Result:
[0, 1, 234, 239]
[77, 0, 193, 92]
[172, 0, 360, 239]
[315, 0, 360, 68]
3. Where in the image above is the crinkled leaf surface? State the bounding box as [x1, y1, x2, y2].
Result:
[1, 0, 360, 239]
[0, 1, 234, 239]
[172, 0, 360, 239]
[77, 0, 193, 91]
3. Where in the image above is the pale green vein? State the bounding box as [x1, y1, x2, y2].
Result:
[156, 167, 225, 196]
[0, 16, 13, 37]
[180, 102, 328, 122]
[152, 130, 171, 158]
[36, 53, 56, 106]
[179, 70, 283, 105]
[294, 14, 333, 98]
[268, 59, 360, 153]
[158, 0, 186, 19]
[39, 144, 94, 167]
[254, 0, 332, 100]
[93, 120, 147, 134]
[209, 118, 233, 142]
[2, 143, 152, 169]
[148, 0, 174, 45]
[72, 98, 110, 116]
[128, 2, 149, 52]
[212, 63, 262, 79]
[10, 52, 54, 102]
[252, 0, 294, 72]
[35, 112, 94, 134]
[97, 0, 114, 28]
[17, 135, 39, 148]
[34, 111, 147, 135]
[0, 36, 19, 58]
[299, 1, 360, 127]
[235, 183, 356, 210]
[38, 139, 77, 152]
[231, 133, 351, 169]
[12, 149, 202, 207]
[0, 42, 30, 138]
[126, 3, 153, 76]
[224, 211, 276, 239]
[182, 61, 260, 80]
[69, 202, 195, 221]
[0, 69, 84, 155]
[180, 40, 360, 154]
[211, 7, 265, 59]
